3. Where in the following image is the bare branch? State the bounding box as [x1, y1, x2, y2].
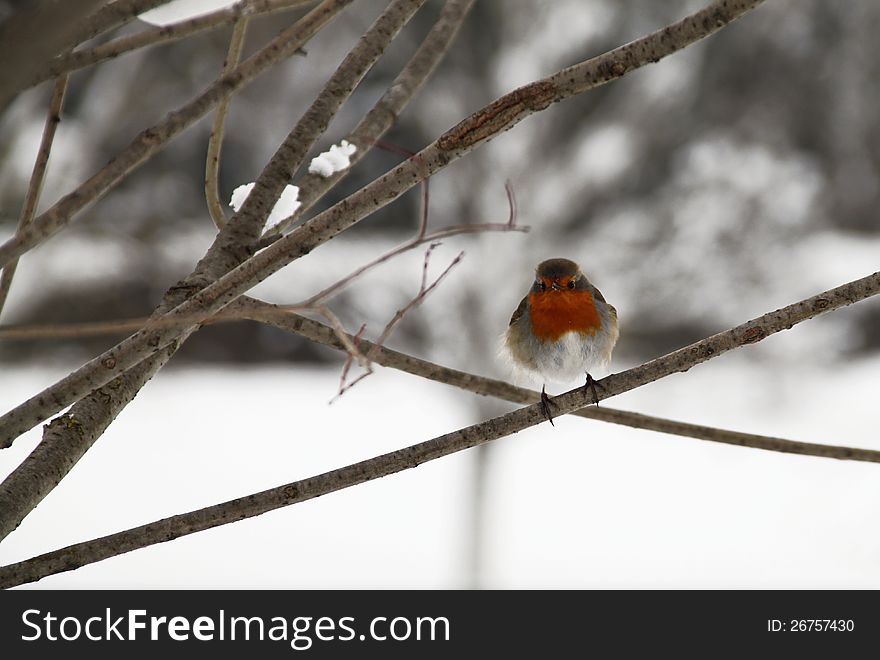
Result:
[0, 0, 354, 269]
[2, 270, 878, 587]
[205, 16, 250, 230]
[0, 317, 157, 340]
[314, 305, 368, 371]
[300, 181, 523, 308]
[379, 246, 460, 350]
[0, 75, 69, 319]
[32, 1, 317, 87]
[333, 322, 368, 400]
[332, 245, 464, 398]
[240, 298, 877, 462]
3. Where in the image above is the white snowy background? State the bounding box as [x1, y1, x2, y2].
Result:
[1, 0, 879, 588]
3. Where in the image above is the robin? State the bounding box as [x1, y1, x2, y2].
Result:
[501, 258, 619, 425]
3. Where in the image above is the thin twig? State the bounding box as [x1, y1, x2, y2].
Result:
[2, 272, 879, 588]
[300, 180, 522, 308]
[333, 245, 464, 399]
[314, 305, 368, 370]
[0, 0, 354, 269]
[0, 0, 770, 448]
[205, 17, 250, 230]
[379, 246, 459, 352]
[335, 322, 367, 396]
[32, 1, 316, 88]
[0, 75, 69, 319]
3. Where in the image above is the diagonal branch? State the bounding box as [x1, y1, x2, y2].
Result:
[331, 245, 465, 399]
[0, 75, 69, 319]
[299, 180, 521, 308]
[1, 268, 877, 588]
[0, 0, 768, 448]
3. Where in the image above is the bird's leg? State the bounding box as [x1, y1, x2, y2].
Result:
[540, 384, 556, 426]
[584, 373, 602, 406]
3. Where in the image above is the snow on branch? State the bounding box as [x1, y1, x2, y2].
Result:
[229, 182, 302, 232]
[308, 140, 357, 177]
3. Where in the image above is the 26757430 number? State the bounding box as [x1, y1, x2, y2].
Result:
[788, 620, 853, 632]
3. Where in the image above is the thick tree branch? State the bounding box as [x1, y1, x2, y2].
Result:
[1, 269, 876, 588]
[0, 0, 767, 448]
[0, 0, 353, 268]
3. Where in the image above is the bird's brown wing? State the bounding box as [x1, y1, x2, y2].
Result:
[509, 295, 528, 327]
[592, 284, 617, 320]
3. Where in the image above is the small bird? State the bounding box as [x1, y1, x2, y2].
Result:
[501, 258, 618, 425]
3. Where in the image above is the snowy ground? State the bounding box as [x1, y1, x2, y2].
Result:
[2, 351, 879, 589]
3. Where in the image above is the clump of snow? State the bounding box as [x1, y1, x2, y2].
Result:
[308, 140, 357, 177]
[229, 182, 255, 211]
[139, 0, 237, 27]
[229, 182, 302, 231]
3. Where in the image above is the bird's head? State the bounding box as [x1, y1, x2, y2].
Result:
[531, 258, 586, 296]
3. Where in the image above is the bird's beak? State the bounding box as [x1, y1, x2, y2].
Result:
[550, 282, 562, 291]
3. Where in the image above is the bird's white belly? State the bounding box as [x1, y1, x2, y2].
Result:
[529, 331, 611, 385]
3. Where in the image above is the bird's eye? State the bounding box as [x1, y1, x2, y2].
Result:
[537, 280, 546, 291]
[567, 280, 575, 289]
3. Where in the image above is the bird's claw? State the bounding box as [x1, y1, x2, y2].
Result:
[584, 373, 602, 406]
[540, 385, 556, 426]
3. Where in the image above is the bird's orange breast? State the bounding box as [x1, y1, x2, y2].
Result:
[528, 290, 601, 342]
